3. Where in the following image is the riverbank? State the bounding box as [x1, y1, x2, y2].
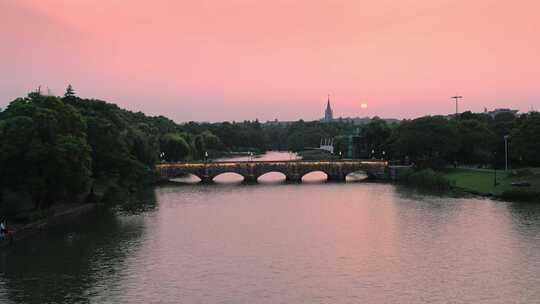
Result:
[0, 203, 96, 248]
[442, 167, 540, 202]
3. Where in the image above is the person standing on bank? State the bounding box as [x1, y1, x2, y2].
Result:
[0, 220, 6, 239]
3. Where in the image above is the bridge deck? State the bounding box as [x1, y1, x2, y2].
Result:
[156, 159, 389, 183]
[156, 159, 388, 167]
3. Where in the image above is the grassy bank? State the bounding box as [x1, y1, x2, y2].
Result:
[442, 168, 540, 201]
[398, 168, 453, 192]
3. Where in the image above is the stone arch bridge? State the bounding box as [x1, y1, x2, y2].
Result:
[155, 160, 389, 184]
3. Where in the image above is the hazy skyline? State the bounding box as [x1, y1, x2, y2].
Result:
[1, 0, 539, 122]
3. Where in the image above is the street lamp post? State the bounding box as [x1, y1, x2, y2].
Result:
[451, 95, 463, 117]
[504, 135, 509, 171]
[204, 151, 208, 163]
[382, 151, 386, 160]
[493, 151, 498, 187]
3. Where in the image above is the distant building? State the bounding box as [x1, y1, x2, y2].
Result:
[263, 96, 399, 126]
[445, 107, 520, 120]
[337, 117, 400, 125]
[324, 96, 333, 122]
[261, 119, 295, 128]
[484, 108, 519, 118]
[319, 138, 334, 154]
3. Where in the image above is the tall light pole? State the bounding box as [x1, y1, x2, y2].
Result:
[451, 95, 463, 117]
[504, 135, 509, 171]
[493, 151, 498, 187]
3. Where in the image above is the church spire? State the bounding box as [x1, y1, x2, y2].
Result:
[324, 94, 333, 122]
[326, 94, 331, 109]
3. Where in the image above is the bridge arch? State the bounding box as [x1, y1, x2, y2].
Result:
[345, 170, 369, 182]
[162, 168, 204, 182]
[301, 170, 330, 182]
[212, 172, 245, 183]
[169, 173, 202, 184]
[257, 171, 287, 183]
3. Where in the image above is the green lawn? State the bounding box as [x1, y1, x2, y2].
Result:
[443, 168, 540, 198]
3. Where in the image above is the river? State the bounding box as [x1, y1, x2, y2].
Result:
[1, 151, 540, 303]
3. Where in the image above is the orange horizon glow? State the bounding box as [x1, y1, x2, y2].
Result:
[1, 0, 539, 122]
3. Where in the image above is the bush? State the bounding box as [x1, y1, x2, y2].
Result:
[507, 169, 534, 178]
[413, 158, 448, 170]
[499, 190, 540, 202]
[0, 199, 20, 220]
[400, 168, 452, 192]
[101, 184, 130, 204]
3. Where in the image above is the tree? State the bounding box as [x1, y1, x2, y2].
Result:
[199, 130, 222, 150]
[457, 119, 494, 164]
[511, 112, 540, 166]
[333, 135, 348, 157]
[362, 118, 391, 154]
[193, 134, 206, 158]
[64, 84, 76, 99]
[287, 129, 327, 152]
[52, 136, 93, 197]
[387, 116, 460, 167]
[0, 93, 92, 209]
[160, 133, 191, 162]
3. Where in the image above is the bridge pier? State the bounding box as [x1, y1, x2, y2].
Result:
[200, 176, 213, 184]
[327, 174, 346, 182]
[285, 174, 302, 183]
[243, 175, 258, 184]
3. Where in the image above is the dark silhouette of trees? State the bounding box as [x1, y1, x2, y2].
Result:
[387, 116, 460, 167]
[0, 89, 537, 217]
[160, 133, 191, 162]
[511, 112, 540, 166]
[456, 119, 494, 164]
[0, 93, 91, 209]
[63, 84, 76, 100]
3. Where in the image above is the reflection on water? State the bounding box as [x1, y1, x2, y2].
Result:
[0, 209, 147, 303]
[1, 152, 540, 303]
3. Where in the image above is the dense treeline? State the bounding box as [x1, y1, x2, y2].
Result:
[0, 89, 276, 217]
[274, 111, 538, 168]
[386, 111, 540, 168]
[1, 88, 539, 218]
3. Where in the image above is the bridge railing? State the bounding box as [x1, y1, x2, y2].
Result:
[156, 159, 389, 167]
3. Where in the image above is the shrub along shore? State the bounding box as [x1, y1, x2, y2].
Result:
[443, 168, 540, 202]
[398, 167, 540, 202]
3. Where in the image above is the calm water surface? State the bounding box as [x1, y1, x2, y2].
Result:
[1, 152, 540, 303]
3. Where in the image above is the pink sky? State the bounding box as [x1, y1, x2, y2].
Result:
[1, 0, 539, 122]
